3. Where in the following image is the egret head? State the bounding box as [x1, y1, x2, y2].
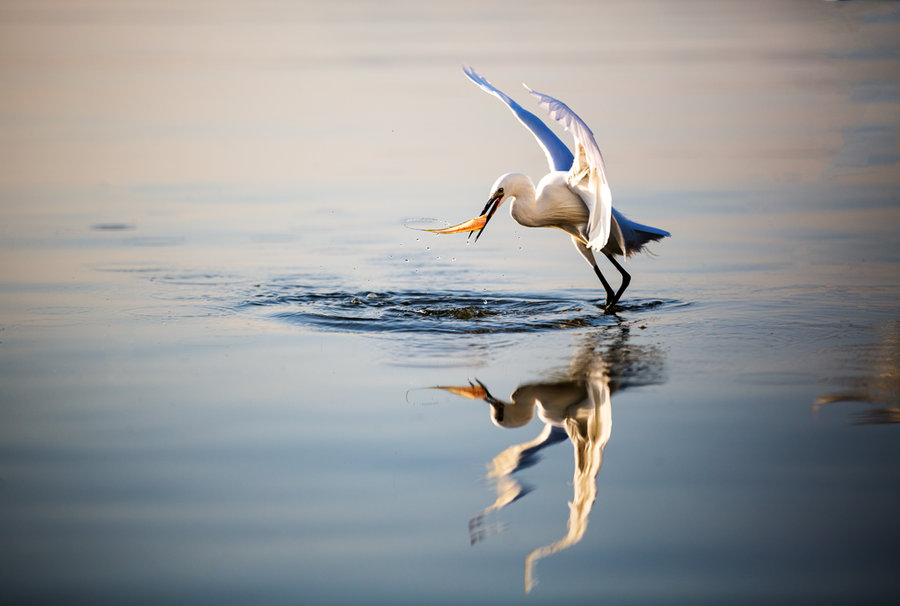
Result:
[470, 172, 527, 243]
[425, 173, 525, 240]
[474, 378, 534, 428]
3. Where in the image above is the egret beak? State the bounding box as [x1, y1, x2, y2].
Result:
[471, 191, 504, 243]
[426, 191, 504, 242]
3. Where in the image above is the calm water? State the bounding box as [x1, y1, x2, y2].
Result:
[2, 1, 899, 604]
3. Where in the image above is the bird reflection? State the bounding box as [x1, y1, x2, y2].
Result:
[434, 329, 663, 592]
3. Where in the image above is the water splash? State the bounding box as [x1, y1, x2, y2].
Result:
[241, 285, 676, 335]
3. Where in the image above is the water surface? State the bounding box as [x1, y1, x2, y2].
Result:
[1, 1, 899, 604]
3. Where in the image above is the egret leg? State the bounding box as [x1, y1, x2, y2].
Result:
[604, 254, 631, 309]
[572, 237, 617, 308]
[592, 264, 616, 307]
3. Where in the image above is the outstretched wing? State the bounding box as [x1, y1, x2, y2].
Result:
[526, 87, 620, 252]
[463, 66, 574, 173]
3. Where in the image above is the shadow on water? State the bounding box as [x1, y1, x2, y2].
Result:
[241, 284, 680, 335]
[429, 326, 665, 592]
[814, 319, 900, 424]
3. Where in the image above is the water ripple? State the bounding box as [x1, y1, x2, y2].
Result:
[241, 286, 676, 335]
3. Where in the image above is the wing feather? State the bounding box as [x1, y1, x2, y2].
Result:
[463, 66, 574, 173]
[526, 87, 618, 251]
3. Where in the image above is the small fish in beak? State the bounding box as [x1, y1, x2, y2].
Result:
[426, 215, 487, 235]
[428, 189, 504, 242]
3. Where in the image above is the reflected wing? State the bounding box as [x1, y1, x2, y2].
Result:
[463, 66, 574, 173]
[527, 87, 617, 251]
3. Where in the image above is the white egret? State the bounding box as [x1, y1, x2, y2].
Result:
[432, 66, 670, 312]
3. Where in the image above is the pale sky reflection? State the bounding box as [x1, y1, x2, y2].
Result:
[1, 0, 898, 190]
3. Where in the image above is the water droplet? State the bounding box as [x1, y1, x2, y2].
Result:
[404, 258, 409, 262]
[425, 246, 430, 251]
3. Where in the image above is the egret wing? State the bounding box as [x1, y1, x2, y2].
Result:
[526, 87, 620, 252]
[463, 66, 574, 173]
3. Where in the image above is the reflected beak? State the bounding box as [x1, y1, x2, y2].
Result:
[431, 382, 488, 400]
[427, 191, 503, 243]
[432, 379, 503, 407]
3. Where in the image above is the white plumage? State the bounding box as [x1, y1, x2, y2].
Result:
[462, 66, 670, 311]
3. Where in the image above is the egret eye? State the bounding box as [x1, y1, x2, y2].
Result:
[497, 188, 504, 195]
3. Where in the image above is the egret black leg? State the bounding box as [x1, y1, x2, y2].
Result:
[592, 264, 616, 307]
[605, 254, 631, 309]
